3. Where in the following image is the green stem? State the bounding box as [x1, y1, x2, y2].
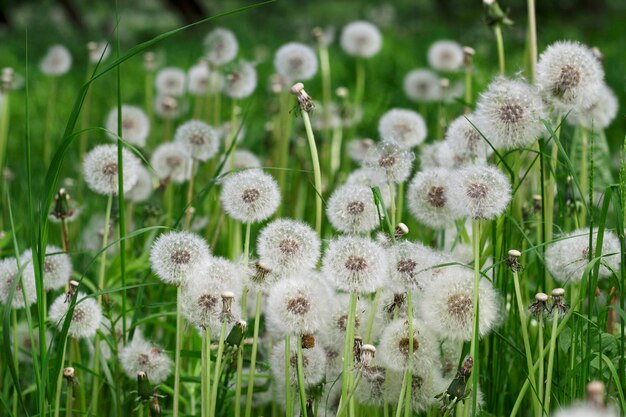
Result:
[404, 293, 414, 417]
[579, 128, 588, 227]
[538, 315, 544, 416]
[210, 320, 228, 417]
[337, 293, 357, 417]
[388, 182, 396, 228]
[464, 64, 472, 111]
[244, 292, 263, 417]
[243, 222, 251, 264]
[394, 370, 408, 417]
[527, 0, 537, 83]
[0, 88, 10, 189]
[319, 45, 332, 142]
[43, 77, 58, 166]
[468, 219, 481, 417]
[184, 159, 197, 230]
[543, 311, 559, 414]
[396, 182, 405, 226]
[330, 125, 343, 183]
[364, 289, 381, 343]
[494, 24, 506, 75]
[173, 287, 184, 417]
[53, 329, 69, 417]
[296, 340, 309, 417]
[354, 59, 365, 112]
[202, 326, 212, 417]
[285, 335, 293, 417]
[302, 110, 323, 236]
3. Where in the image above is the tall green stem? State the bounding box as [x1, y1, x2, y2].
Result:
[209, 320, 228, 417]
[494, 25, 506, 75]
[302, 110, 323, 236]
[319, 45, 332, 141]
[173, 287, 184, 417]
[404, 293, 414, 417]
[201, 326, 212, 417]
[184, 159, 198, 230]
[354, 60, 365, 112]
[43, 77, 58, 166]
[468, 219, 481, 417]
[537, 315, 544, 415]
[244, 292, 263, 417]
[296, 340, 309, 417]
[337, 293, 357, 417]
[527, 0, 537, 83]
[285, 335, 293, 417]
[543, 311, 559, 415]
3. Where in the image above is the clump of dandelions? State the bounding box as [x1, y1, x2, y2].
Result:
[120, 333, 173, 384]
[545, 228, 621, 284]
[403, 69, 442, 103]
[536, 41, 604, 113]
[155, 67, 187, 97]
[21, 245, 72, 291]
[270, 340, 327, 388]
[377, 317, 438, 372]
[151, 142, 192, 184]
[567, 83, 618, 130]
[322, 235, 388, 294]
[326, 183, 380, 234]
[365, 141, 415, 184]
[105, 105, 150, 148]
[204, 28, 239, 65]
[257, 219, 321, 276]
[427, 40, 464, 72]
[174, 120, 220, 162]
[340, 21, 382, 58]
[378, 108, 427, 149]
[0, 259, 37, 309]
[83, 145, 141, 195]
[48, 293, 103, 338]
[220, 169, 281, 224]
[150, 231, 211, 286]
[40, 45, 72, 76]
[450, 165, 512, 220]
[475, 77, 546, 150]
[274, 42, 318, 82]
[419, 267, 500, 341]
[223, 61, 258, 99]
[407, 168, 458, 229]
[444, 114, 491, 163]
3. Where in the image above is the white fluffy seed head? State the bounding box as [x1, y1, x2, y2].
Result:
[21, 245, 72, 291]
[567, 83, 618, 130]
[48, 293, 102, 339]
[377, 317, 438, 372]
[187, 61, 218, 96]
[536, 41, 604, 113]
[120, 333, 172, 384]
[322, 235, 388, 294]
[407, 168, 458, 229]
[340, 21, 382, 58]
[427, 40, 464, 72]
[105, 105, 150, 147]
[257, 219, 321, 276]
[378, 109, 427, 149]
[87, 41, 111, 64]
[347, 138, 376, 163]
[125, 164, 153, 203]
[220, 169, 281, 223]
[317, 293, 369, 348]
[151, 142, 192, 183]
[204, 28, 238, 65]
[545, 228, 621, 284]
[326, 183, 380, 234]
[552, 404, 618, 417]
[270, 340, 327, 388]
[223, 61, 257, 99]
[444, 115, 492, 163]
[345, 167, 392, 207]
[155, 67, 186, 97]
[274, 42, 318, 82]
[404, 69, 442, 103]
[364, 141, 415, 184]
[387, 241, 443, 292]
[174, 120, 220, 162]
[150, 231, 211, 286]
[450, 165, 512, 220]
[475, 77, 547, 150]
[0, 259, 37, 309]
[83, 145, 141, 195]
[40, 45, 72, 76]
[154, 94, 184, 120]
[232, 149, 261, 170]
[385, 367, 446, 412]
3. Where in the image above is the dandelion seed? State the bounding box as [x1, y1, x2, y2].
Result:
[364, 141, 415, 184]
[567, 83, 618, 130]
[326, 183, 380, 234]
[21, 245, 72, 291]
[204, 28, 239, 66]
[40, 45, 72, 76]
[48, 292, 102, 338]
[404, 69, 442, 103]
[220, 169, 281, 224]
[378, 108, 427, 149]
[151, 142, 192, 183]
[174, 120, 220, 162]
[449, 165, 511, 220]
[269, 339, 327, 388]
[377, 317, 438, 372]
[223, 61, 258, 99]
[105, 105, 150, 147]
[274, 42, 318, 82]
[407, 168, 458, 229]
[83, 145, 141, 196]
[120, 333, 173, 384]
[0, 259, 37, 309]
[125, 165, 154, 203]
[149, 231, 211, 286]
[340, 21, 382, 58]
[428, 40, 464, 72]
[155, 67, 186, 97]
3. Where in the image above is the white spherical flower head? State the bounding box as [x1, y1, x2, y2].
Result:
[120, 334, 172, 384]
[257, 219, 321, 276]
[404, 69, 442, 103]
[154, 94, 184, 120]
[274, 42, 318, 82]
[322, 235, 388, 294]
[155, 67, 186, 97]
[419, 268, 500, 341]
[187, 62, 213, 96]
[340, 20, 382, 58]
[223, 61, 257, 99]
[346, 167, 391, 207]
[151, 143, 192, 184]
[0, 259, 37, 309]
[105, 105, 150, 147]
[378, 317, 438, 372]
[48, 293, 102, 338]
[427, 40, 464, 72]
[365, 141, 415, 184]
[354, 361, 388, 406]
[552, 404, 618, 417]
[407, 168, 458, 229]
[174, 120, 220, 162]
[317, 293, 369, 348]
[233, 150, 261, 170]
[150, 231, 211, 286]
[347, 138, 376, 164]
[536, 41, 604, 112]
[387, 241, 443, 292]
[385, 367, 446, 413]
[444, 115, 492, 163]
[545, 228, 621, 284]
[475, 77, 546, 150]
[21, 245, 72, 291]
[125, 165, 153, 203]
[567, 83, 618, 130]
[378, 109, 427, 149]
[204, 28, 238, 65]
[83, 145, 141, 195]
[220, 170, 281, 224]
[266, 276, 329, 337]
[450, 165, 511, 220]
[270, 340, 326, 388]
[326, 183, 379, 234]
[40, 45, 72, 76]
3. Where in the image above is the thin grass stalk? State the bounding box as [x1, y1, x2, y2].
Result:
[537, 314, 544, 415]
[236, 221, 252, 417]
[53, 334, 69, 417]
[79, 62, 94, 163]
[302, 110, 323, 236]
[396, 183, 405, 226]
[394, 369, 408, 417]
[244, 291, 263, 417]
[11, 309, 19, 417]
[330, 124, 343, 183]
[0, 87, 11, 190]
[43, 77, 58, 165]
[210, 319, 228, 417]
[543, 311, 559, 414]
[494, 25, 506, 75]
[173, 286, 184, 417]
[296, 340, 309, 417]
[319, 43, 332, 139]
[388, 182, 396, 228]
[464, 63, 472, 112]
[578, 128, 589, 226]
[354, 59, 365, 113]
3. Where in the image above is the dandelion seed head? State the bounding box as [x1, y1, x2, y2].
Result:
[450, 165, 511, 220]
[567, 83, 618, 130]
[0, 259, 37, 309]
[378, 109, 427, 149]
[223, 61, 257, 99]
[354, 361, 388, 406]
[378, 318, 438, 372]
[444, 115, 492, 163]
[125, 165, 154, 203]
[387, 241, 444, 292]
[274, 42, 318, 82]
[220, 169, 281, 224]
[385, 367, 446, 412]
[49, 293, 102, 339]
[427, 40, 464, 72]
[155, 67, 186, 97]
[407, 168, 458, 229]
[21, 245, 71, 291]
[347, 138, 376, 164]
[154, 94, 185, 120]
[40, 45, 72, 76]
[150, 231, 211, 286]
[365, 141, 414, 184]
[120, 333, 172, 384]
[151, 142, 192, 183]
[105, 105, 150, 148]
[327, 183, 379, 234]
[317, 293, 369, 348]
[204, 28, 238, 65]
[87, 41, 111, 64]
[187, 61, 221, 96]
[340, 21, 382, 58]
[174, 120, 220, 162]
[270, 340, 327, 388]
[404, 69, 442, 103]
[83, 145, 141, 195]
[345, 167, 392, 207]
[552, 404, 618, 417]
[232, 150, 261, 170]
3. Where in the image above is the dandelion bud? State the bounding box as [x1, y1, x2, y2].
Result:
[532, 195, 542, 213]
[301, 333, 316, 349]
[463, 47, 475, 66]
[394, 223, 409, 239]
[586, 380, 605, 408]
[137, 371, 152, 402]
[51, 188, 75, 221]
[291, 82, 314, 113]
[63, 366, 75, 380]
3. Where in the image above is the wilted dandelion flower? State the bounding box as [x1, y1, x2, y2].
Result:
[326, 183, 379, 234]
[204, 28, 238, 65]
[387, 240, 443, 292]
[125, 165, 153, 203]
[404, 69, 442, 102]
[151, 143, 192, 183]
[155, 67, 186, 97]
[83, 145, 141, 195]
[322, 235, 388, 294]
[536, 41, 604, 112]
[232, 149, 261, 169]
[365, 141, 415, 184]
[257, 219, 321, 276]
[120, 333, 172, 384]
[21, 245, 72, 291]
[450, 165, 511, 220]
[444, 115, 491, 163]
[105, 105, 150, 147]
[378, 109, 427, 149]
[475, 77, 546, 150]
[154, 94, 184, 120]
[274, 42, 318, 82]
[347, 138, 376, 163]
[223, 61, 257, 99]
[0, 259, 37, 309]
[419, 268, 500, 341]
[378, 317, 438, 372]
[340, 21, 382, 58]
[40, 45, 72, 76]
[567, 83, 618, 130]
[220, 169, 281, 223]
[174, 120, 220, 162]
[545, 228, 621, 284]
[270, 340, 327, 387]
[48, 293, 102, 338]
[407, 168, 458, 229]
[428, 40, 464, 72]
[150, 231, 211, 286]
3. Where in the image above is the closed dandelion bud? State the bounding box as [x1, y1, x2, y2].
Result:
[63, 367, 76, 385]
[174, 120, 220, 162]
[407, 168, 458, 229]
[365, 141, 414, 184]
[340, 21, 382, 58]
[149, 230, 211, 286]
[403, 69, 442, 103]
[83, 145, 141, 196]
[137, 371, 152, 401]
[150, 143, 192, 184]
[40, 45, 72, 76]
[377, 318, 438, 372]
[567, 83, 618, 130]
[326, 183, 379, 234]
[120, 334, 172, 384]
[220, 169, 281, 224]
[0, 259, 37, 309]
[428, 40, 464, 72]
[378, 108, 427, 149]
[274, 42, 318, 83]
[155, 67, 186, 97]
[105, 105, 150, 148]
[50, 188, 78, 223]
[270, 340, 326, 388]
[204, 28, 238, 65]
[444, 115, 492, 163]
[484, 0, 513, 26]
[450, 165, 511, 220]
[226, 320, 248, 348]
[49, 292, 102, 338]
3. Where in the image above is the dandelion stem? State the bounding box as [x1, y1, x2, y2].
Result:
[354, 59, 365, 113]
[319, 44, 332, 141]
[285, 335, 293, 417]
[43, 77, 58, 166]
[388, 182, 396, 228]
[527, 0, 538, 83]
[404, 292, 414, 417]
[201, 326, 212, 417]
[578, 127, 589, 226]
[302, 110, 323, 236]
[97, 194, 113, 302]
[173, 286, 184, 417]
[184, 159, 197, 230]
[464, 63, 473, 111]
[468, 218, 481, 417]
[337, 293, 357, 417]
[53, 334, 69, 417]
[209, 319, 227, 417]
[244, 292, 263, 417]
[0, 87, 11, 191]
[364, 288, 381, 343]
[394, 368, 408, 417]
[543, 310, 559, 414]
[537, 314, 544, 416]
[494, 25, 506, 75]
[296, 339, 309, 417]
